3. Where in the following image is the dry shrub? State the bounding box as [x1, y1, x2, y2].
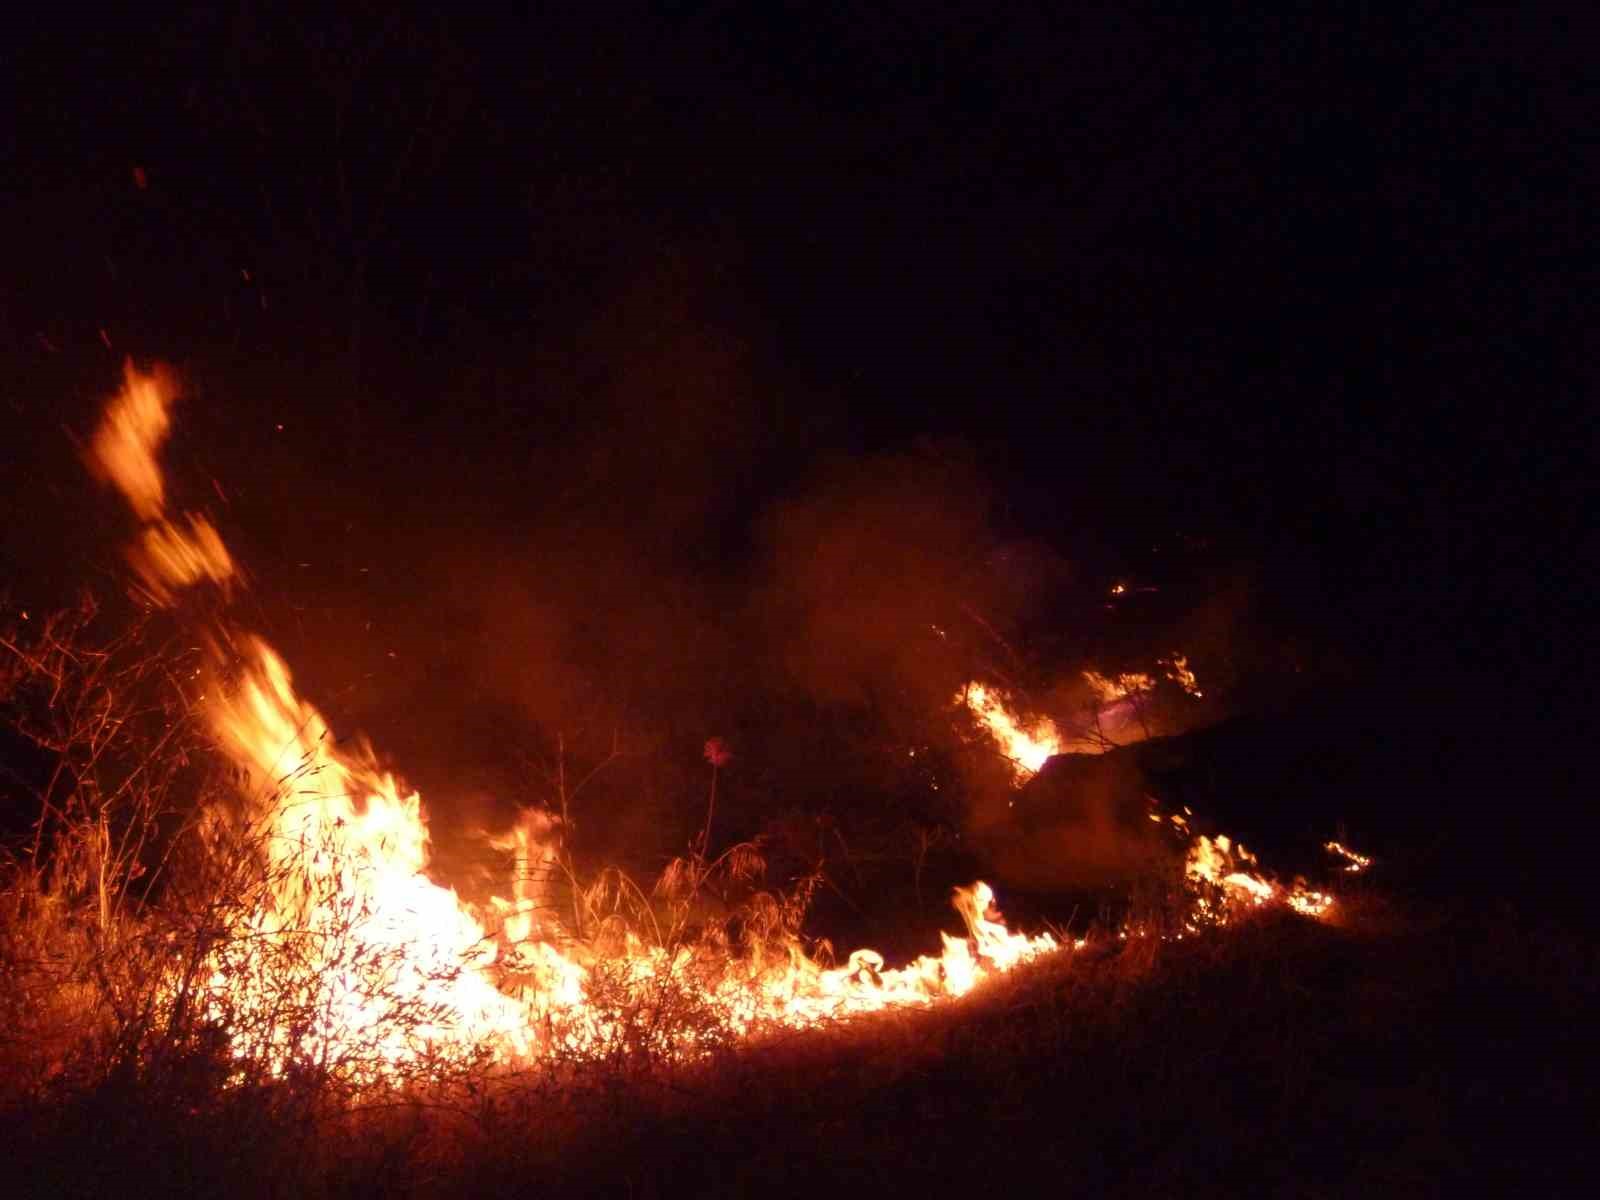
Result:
[1, 599, 501, 1119]
[1, 597, 211, 1097]
[2, 596, 844, 1137]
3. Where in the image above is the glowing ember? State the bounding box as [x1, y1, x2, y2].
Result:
[959, 683, 1061, 779]
[1286, 886, 1335, 918]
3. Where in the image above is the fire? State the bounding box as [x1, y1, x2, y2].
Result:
[957, 688, 1347, 929]
[1082, 670, 1154, 705]
[1162, 654, 1202, 698]
[1325, 841, 1372, 873]
[1085, 655, 1203, 711]
[84, 362, 1069, 1077]
[79, 362, 1355, 1083]
[85, 360, 235, 603]
[959, 683, 1061, 779]
[85, 359, 174, 520]
[1186, 834, 1275, 903]
[203, 636, 537, 1066]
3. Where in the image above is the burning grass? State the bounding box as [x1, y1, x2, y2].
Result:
[6, 865, 1590, 1198]
[0, 584, 1356, 1182]
[0, 592, 1332, 1106]
[6, 361, 1588, 1192]
[0, 590, 1367, 1192]
[3, 598, 1589, 1197]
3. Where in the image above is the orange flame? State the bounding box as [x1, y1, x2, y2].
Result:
[85, 360, 234, 603]
[85, 364, 1072, 1076]
[1184, 832, 1333, 923]
[85, 359, 174, 521]
[959, 683, 1060, 779]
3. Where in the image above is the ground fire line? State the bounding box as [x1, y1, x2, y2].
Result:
[81, 360, 1347, 1081]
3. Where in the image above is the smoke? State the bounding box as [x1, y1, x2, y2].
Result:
[280, 252, 780, 863]
[755, 441, 997, 711]
[977, 751, 1174, 891]
[382, 434, 1045, 870]
[55, 252, 1096, 885]
[298, 437, 1068, 884]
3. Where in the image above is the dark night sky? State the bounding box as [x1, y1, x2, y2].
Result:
[3, 1, 1594, 758]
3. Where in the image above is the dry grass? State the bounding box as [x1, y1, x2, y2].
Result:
[3, 604, 1593, 1197]
[5, 860, 1593, 1198]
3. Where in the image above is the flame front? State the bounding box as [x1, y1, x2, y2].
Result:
[206, 637, 537, 1065]
[1184, 833, 1333, 922]
[86, 363, 1072, 1077]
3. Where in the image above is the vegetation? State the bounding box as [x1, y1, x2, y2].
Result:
[1, 599, 1592, 1197]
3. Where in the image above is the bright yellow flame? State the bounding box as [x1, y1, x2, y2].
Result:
[1286, 886, 1334, 917]
[1163, 654, 1202, 698]
[204, 636, 538, 1065]
[959, 683, 1061, 778]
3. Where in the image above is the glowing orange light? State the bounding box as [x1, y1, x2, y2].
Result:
[959, 683, 1060, 779]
